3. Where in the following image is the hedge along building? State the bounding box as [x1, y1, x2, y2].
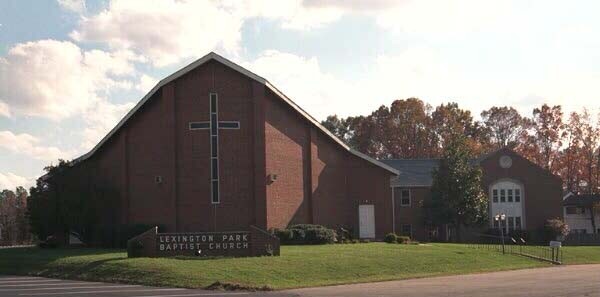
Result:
[67, 52, 399, 243]
[382, 148, 564, 242]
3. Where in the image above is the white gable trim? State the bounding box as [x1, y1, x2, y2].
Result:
[72, 52, 398, 175]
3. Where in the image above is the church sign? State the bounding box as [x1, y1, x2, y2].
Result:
[127, 226, 280, 258]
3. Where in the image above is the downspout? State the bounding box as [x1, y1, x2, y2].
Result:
[391, 185, 396, 234]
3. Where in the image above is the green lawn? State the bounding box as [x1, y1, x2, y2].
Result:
[0, 243, 598, 290]
[562, 246, 600, 264]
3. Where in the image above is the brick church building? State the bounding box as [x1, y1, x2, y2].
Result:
[70, 52, 399, 240]
[383, 148, 564, 241]
[67, 52, 563, 242]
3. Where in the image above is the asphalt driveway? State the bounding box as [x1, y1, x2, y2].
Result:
[2, 264, 600, 297]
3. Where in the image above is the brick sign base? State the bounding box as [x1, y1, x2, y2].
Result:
[127, 225, 280, 258]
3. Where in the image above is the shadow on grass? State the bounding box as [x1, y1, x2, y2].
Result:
[61, 257, 128, 278]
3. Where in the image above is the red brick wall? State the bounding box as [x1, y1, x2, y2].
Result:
[262, 90, 395, 238]
[310, 130, 350, 229]
[92, 131, 128, 224]
[90, 61, 258, 233]
[84, 58, 396, 240]
[480, 148, 563, 231]
[346, 155, 394, 238]
[394, 187, 431, 241]
[264, 90, 312, 229]
[391, 149, 563, 241]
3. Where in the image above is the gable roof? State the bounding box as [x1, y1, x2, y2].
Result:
[72, 52, 398, 175]
[563, 193, 600, 207]
[383, 147, 562, 187]
[477, 147, 562, 181]
[381, 159, 440, 187]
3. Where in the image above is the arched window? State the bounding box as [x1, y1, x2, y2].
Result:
[490, 180, 525, 231]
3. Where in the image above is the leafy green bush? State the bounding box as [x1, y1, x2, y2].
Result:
[335, 226, 354, 241]
[544, 218, 570, 241]
[272, 228, 294, 242]
[273, 224, 335, 245]
[384, 233, 398, 243]
[397, 236, 411, 244]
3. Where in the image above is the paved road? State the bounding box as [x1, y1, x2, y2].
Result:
[0, 276, 290, 297]
[2, 265, 600, 297]
[289, 264, 600, 297]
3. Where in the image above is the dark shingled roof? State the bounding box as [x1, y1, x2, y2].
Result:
[563, 194, 600, 207]
[381, 159, 441, 187]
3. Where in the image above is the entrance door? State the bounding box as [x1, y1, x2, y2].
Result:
[359, 205, 375, 238]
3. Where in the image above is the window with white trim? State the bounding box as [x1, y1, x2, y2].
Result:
[400, 189, 410, 206]
[515, 216, 522, 230]
[394, 188, 411, 207]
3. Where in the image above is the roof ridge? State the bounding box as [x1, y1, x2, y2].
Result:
[71, 52, 398, 175]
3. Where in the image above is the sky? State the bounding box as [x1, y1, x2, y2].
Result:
[1, 0, 600, 190]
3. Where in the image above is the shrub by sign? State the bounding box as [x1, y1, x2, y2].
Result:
[127, 225, 279, 258]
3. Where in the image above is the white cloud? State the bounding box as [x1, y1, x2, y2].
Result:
[242, 47, 600, 122]
[0, 172, 31, 190]
[243, 50, 356, 119]
[302, 0, 400, 11]
[242, 49, 472, 120]
[81, 100, 135, 150]
[57, 0, 86, 14]
[136, 74, 159, 93]
[68, 0, 365, 67]
[373, 0, 511, 36]
[238, 0, 345, 30]
[0, 39, 138, 120]
[0, 131, 75, 161]
[0, 101, 9, 117]
[71, 0, 244, 67]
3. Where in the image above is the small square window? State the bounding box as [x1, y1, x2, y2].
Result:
[507, 189, 513, 202]
[492, 189, 498, 203]
[500, 189, 506, 202]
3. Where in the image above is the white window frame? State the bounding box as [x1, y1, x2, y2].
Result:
[399, 188, 411, 207]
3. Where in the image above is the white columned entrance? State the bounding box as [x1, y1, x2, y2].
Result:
[359, 204, 376, 238]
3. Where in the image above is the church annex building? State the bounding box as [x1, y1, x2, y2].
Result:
[68, 52, 563, 241]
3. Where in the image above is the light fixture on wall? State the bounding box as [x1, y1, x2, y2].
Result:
[267, 174, 278, 184]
